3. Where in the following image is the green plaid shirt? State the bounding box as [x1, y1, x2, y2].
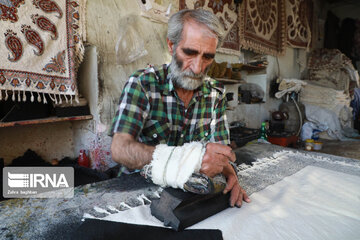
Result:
[110, 64, 230, 146]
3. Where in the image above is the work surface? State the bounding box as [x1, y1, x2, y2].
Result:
[1, 143, 360, 240]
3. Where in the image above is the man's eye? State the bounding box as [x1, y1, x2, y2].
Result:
[203, 54, 215, 60]
[182, 49, 198, 56]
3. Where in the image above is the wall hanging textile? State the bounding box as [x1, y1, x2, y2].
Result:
[238, 0, 286, 56]
[179, 0, 241, 56]
[285, 0, 313, 49]
[0, 0, 86, 104]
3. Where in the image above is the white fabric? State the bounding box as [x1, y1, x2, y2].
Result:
[91, 166, 360, 240]
[151, 142, 205, 189]
[275, 78, 307, 99]
[300, 82, 352, 112]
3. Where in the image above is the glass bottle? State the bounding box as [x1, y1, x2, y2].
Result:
[259, 122, 268, 140]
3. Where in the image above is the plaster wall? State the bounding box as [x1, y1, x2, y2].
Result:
[81, 0, 177, 169]
[0, 122, 74, 165]
[328, 3, 360, 22]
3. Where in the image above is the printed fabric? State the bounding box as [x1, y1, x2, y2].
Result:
[110, 64, 230, 146]
[0, 0, 86, 103]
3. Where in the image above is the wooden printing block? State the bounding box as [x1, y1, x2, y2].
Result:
[150, 187, 230, 231]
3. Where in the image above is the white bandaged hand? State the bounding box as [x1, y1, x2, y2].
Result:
[150, 142, 206, 189]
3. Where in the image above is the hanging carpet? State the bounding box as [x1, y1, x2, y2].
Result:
[0, 0, 86, 103]
[179, 0, 241, 56]
[285, 0, 313, 49]
[238, 0, 286, 56]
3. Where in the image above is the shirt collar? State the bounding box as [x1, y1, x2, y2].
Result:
[162, 64, 173, 96]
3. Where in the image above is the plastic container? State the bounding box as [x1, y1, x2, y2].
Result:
[313, 141, 323, 150]
[305, 139, 314, 151]
[78, 149, 90, 167]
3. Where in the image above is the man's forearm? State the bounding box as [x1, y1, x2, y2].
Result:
[111, 133, 155, 169]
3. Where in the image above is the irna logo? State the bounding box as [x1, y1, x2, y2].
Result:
[8, 172, 69, 188]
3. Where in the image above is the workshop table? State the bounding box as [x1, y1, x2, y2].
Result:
[1, 143, 359, 240]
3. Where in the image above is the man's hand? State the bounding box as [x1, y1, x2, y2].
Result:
[201, 143, 251, 207]
[223, 170, 251, 207]
[200, 143, 235, 177]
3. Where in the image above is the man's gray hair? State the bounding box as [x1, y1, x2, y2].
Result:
[167, 9, 224, 49]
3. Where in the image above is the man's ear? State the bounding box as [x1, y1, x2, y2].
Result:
[167, 38, 174, 55]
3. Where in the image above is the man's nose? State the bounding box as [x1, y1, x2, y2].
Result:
[191, 56, 202, 75]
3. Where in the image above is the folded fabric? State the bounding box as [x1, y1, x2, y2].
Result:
[275, 78, 307, 99]
[72, 219, 223, 240]
[151, 142, 206, 189]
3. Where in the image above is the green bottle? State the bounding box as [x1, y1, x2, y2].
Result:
[260, 122, 268, 140]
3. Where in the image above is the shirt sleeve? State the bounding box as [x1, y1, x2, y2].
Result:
[110, 73, 149, 138]
[212, 93, 230, 145]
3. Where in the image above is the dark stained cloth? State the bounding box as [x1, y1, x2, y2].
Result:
[72, 219, 223, 240]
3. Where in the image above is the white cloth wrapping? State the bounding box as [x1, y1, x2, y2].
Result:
[150, 142, 206, 189]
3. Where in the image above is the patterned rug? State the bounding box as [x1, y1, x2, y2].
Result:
[238, 0, 286, 56]
[0, 0, 86, 103]
[307, 49, 357, 91]
[308, 49, 354, 71]
[179, 0, 241, 55]
[286, 0, 313, 49]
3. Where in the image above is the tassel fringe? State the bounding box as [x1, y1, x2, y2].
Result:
[37, 92, 41, 102]
[23, 90, 26, 102]
[0, 89, 79, 106]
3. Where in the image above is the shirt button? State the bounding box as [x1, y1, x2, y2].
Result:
[153, 133, 157, 138]
[180, 134, 184, 138]
[205, 132, 209, 137]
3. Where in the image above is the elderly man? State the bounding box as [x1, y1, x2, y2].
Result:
[111, 9, 250, 207]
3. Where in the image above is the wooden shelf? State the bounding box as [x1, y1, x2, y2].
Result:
[216, 78, 246, 84]
[0, 115, 93, 128]
[241, 64, 267, 71]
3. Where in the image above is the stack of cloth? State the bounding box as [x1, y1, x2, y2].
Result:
[301, 49, 360, 140]
[300, 82, 351, 116]
[300, 82, 359, 140]
[307, 49, 359, 94]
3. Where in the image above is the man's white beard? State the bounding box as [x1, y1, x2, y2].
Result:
[169, 54, 207, 91]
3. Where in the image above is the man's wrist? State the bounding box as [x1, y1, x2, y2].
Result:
[222, 161, 237, 178]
